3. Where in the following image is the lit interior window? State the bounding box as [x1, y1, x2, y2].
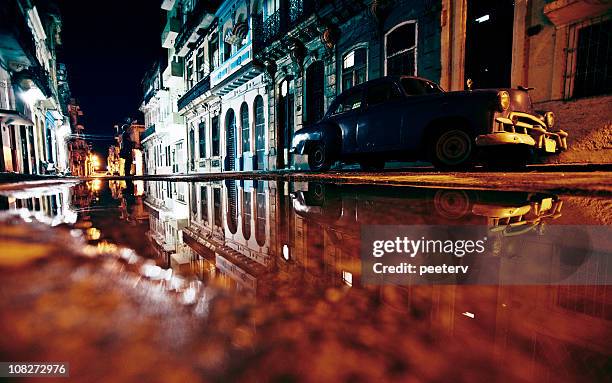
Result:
[342, 270, 353, 287]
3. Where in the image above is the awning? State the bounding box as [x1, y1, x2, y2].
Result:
[0, 109, 33, 125]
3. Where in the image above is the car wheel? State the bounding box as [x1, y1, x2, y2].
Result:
[433, 189, 472, 219]
[431, 129, 473, 168]
[308, 142, 332, 171]
[359, 159, 385, 171]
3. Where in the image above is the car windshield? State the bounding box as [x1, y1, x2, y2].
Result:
[401, 78, 443, 95]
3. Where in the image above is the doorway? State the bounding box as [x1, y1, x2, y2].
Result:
[254, 96, 265, 170]
[306, 61, 325, 124]
[464, 0, 514, 89]
[225, 109, 237, 171]
[278, 78, 294, 168]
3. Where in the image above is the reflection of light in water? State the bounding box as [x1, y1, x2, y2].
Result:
[86, 227, 101, 240]
[342, 271, 353, 287]
[182, 286, 197, 305]
[91, 179, 102, 191]
[282, 244, 290, 261]
[462, 311, 475, 319]
[141, 264, 163, 279]
[134, 181, 144, 196]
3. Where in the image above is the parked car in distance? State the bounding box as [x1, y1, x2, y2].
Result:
[290, 76, 568, 170]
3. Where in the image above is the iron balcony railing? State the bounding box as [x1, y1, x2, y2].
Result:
[252, 0, 317, 50]
[178, 74, 211, 111]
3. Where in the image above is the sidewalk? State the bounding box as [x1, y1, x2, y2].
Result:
[3, 164, 612, 195]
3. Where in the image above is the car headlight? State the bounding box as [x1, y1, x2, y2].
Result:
[544, 111, 555, 128]
[497, 91, 510, 111]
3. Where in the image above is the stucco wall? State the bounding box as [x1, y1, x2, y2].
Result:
[534, 95, 612, 163]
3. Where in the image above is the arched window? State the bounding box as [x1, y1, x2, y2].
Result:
[225, 109, 236, 171]
[385, 21, 417, 76]
[240, 102, 250, 153]
[255, 181, 266, 246]
[253, 95, 265, 170]
[242, 189, 252, 240]
[342, 47, 367, 90]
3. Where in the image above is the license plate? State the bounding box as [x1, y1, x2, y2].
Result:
[544, 138, 557, 153]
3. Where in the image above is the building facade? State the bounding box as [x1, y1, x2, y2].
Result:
[0, 0, 71, 175]
[164, 0, 610, 173]
[140, 2, 188, 176]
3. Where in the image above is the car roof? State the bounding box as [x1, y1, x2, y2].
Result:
[339, 75, 437, 94]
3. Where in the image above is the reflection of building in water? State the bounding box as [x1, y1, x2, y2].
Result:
[0, 184, 78, 225]
[183, 180, 276, 293]
[144, 181, 190, 266]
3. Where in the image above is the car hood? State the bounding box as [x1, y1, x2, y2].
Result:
[444, 88, 534, 113]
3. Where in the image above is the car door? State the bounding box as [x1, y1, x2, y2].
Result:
[327, 89, 364, 153]
[358, 80, 404, 151]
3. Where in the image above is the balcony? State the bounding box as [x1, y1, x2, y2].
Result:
[162, 16, 181, 48]
[174, 1, 221, 56]
[211, 43, 253, 87]
[141, 124, 156, 142]
[0, 0, 39, 68]
[252, 0, 316, 51]
[177, 75, 211, 111]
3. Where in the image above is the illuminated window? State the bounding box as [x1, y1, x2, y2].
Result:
[342, 47, 367, 90]
[342, 271, 353, 287]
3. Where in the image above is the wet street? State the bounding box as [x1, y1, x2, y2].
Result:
[0, 178, 611, 382]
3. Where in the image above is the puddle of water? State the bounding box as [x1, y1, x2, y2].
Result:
[0, 179, 610, 382]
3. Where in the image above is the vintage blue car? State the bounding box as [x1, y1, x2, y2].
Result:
[290, 76, 568, 170]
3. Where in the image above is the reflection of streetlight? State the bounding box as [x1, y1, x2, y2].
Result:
[91, 155, 100, 168]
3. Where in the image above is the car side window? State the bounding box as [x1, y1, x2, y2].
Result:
[366, 82, 402, 107]
[331, 90, 363, 115]
[400, 78, 443, 96]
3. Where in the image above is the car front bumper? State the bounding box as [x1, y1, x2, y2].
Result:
[476, 113, 568, 153]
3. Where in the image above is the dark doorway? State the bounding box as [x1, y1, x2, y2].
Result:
[28, 127, 35, 174]
[464, 0, 514, 89]
[9, 126, 18, 171]
[188, 128, 195, 171]
[20, 126, 29, 174]
[254, 96, 265, 170]
[225, 109, 236, 171]
[278, 78, 294, 168]
[306, 61, 325, 124]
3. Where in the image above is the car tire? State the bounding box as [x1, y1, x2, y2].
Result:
[359, 159, 385, 171]
[308, 142, 332, 171]
[433, 189, 472, 219]
[431, 128, 474, 169]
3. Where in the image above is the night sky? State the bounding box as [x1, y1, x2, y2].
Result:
[55, 0, 163, 154]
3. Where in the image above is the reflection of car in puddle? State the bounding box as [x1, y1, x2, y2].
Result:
[290, 183, 599, 285]
[292, 183, 562, 231]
